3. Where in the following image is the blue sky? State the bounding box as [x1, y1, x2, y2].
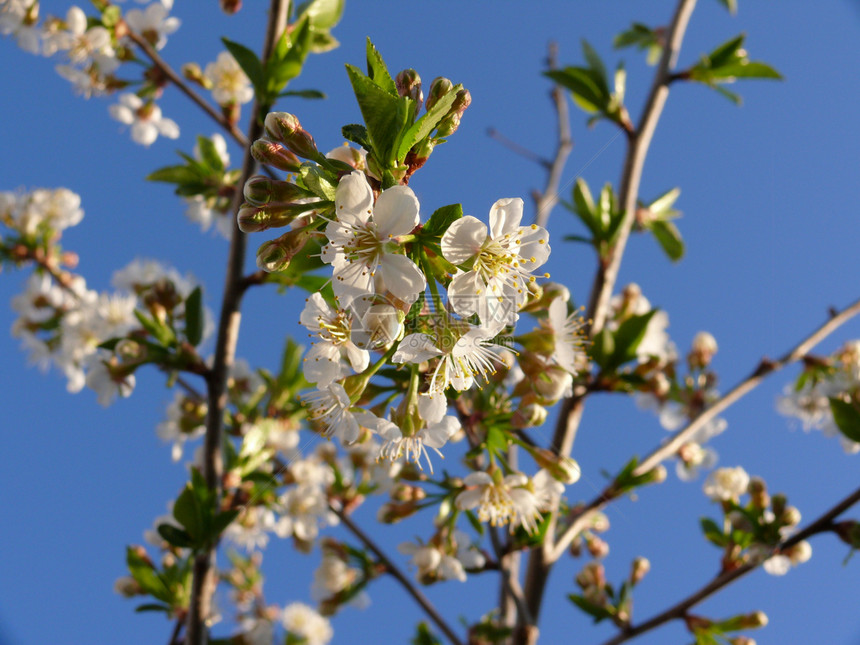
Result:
[1, 1, 860, 644]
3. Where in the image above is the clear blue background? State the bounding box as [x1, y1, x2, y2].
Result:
[1, 1, 859, 644]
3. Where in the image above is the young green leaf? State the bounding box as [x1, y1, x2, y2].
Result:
[345, 64, 410, 166]
[651, 220, 685, 261]
[184, 286, 204, 347]
[829, 397, 860, 443]
[365, 38, 397, 94]
[422, 203, 463, 238]
[221, 38, 264, 91]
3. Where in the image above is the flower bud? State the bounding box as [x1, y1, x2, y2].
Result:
[243, 176, 313, 207]
[575, 561, 605, 590]
[113, 576, 142, 597]
[747, 476, 769, 509]
[435, 113, 460, 138]
[425, 77, 454, 111]
[376, 501, 417, 524]
[263, 112, 322, 160]
[629, 556, 650, 585]
[739, 611, 768, 629]
[533, 365, 573, 403]
[251, 139, 302, 172]
[395, 68, 423, 110]
[835, 520, 860, 548]
[586, 535, 609, 558]
[770, 493, 786, 519]
[786, 540, 812, 565]
[238, 201, 318, 234]
[511, 401, 548, 429]
[181, 62, 210, 88]
[780, 505, 801, 527]
[689, 331, 718, 369]
[729, 638, 756, 645]
[530, 448, 580, 484]
[221, 0, 242, 13]
[450, 88, 471, 116]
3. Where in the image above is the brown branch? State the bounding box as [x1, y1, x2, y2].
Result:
[518, 3, 699, 634]
[184, 3, 289, 644]
[125, 30, 250, 148]
[599, 483, 860, 645]
[551, 296, 860, 562]
[333, 507, 465, 645]
[534, 41, 574, 228]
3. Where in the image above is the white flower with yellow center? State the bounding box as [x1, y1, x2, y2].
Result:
[301, 382, 360, 444]
[322, 171, 425, 304]
[703, 466, 750, 502]
[441, 197, 550, 325]
[376, 398, 460, 474]
[204, 50, 253, 106]
[392, 320, 503, 393]
[300, 293, 369, 386]
[455, 471, 542, 534]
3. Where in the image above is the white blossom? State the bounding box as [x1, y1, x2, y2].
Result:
[703, 466, 750, 502]
[441, 197, 550, 325]
[124, 1, 179, 51]
[109, 93, 180, 146]
[321, 171, 425, 304]
[300, 293, 370, 386]
[281, 603, 333, 645]
[455, 471, 542, 534]
[204, 51, 253, 106]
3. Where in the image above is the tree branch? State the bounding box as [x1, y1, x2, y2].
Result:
[519, 2, 699, 633]
[551, 296, 860, 562]
[534, 42, 573, 229]
[333, 507, 465, 645]
[599, 483, 860, 645]
[184, 3, 289, 644]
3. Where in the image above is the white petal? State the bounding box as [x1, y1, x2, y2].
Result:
[108, 104, 134, 125]
[441, 216, 486, 265]
[157, 118, 180, 139]
[392, 334, 441, 364]
[489, 198, 524, 239]
[300, 292, 332, 330]
[447, 270, 483, 318]
[379, 254, 425, 301]
[373, 186, 419, 237]
[418, 392, 446, 425]
[131, 122, 158, 146]
[304, 343, 343, 385]
[344, 342, 370, 373]
[331, 256, 374, 301]
[335, 171, 373, 219]
[67, 6, 87, 35]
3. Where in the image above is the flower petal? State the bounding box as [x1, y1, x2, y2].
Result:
[489, 198, 524, 239]
[393, 334, 441, 363]
[373, 185, 419, 237]
[335, 171, 373, 220]
[441, 216, 486, 265]
[379, 253, 425, 301]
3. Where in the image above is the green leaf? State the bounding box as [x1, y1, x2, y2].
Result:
[700, 517, 727, 547]
[829, 398, 860, 443]
[195, 136, 225, 172]
[545, 68, 607, 114]
[126, 547, 173, 604]
[464, 509, 485, 536]
[581, 39, 609, 95]
[146, 165, 199, 186]
[422, 204, 463, 238]
[569, 594, 614, 623]
[134, 310, 176, 347]
[299, 164, 338, 200]
[279, 88, 326, 99]
[365, 38, 397, 94]
[184, 286, 204, 346]
[611, 310, 658, 367]
[266, 17, 312, 98]
[211, 509, 240, 537]
[651, 220, 685, 261]
[411, 622, 443, 645]
[157, 523, 195, 549]
[345, 64, 410, 166]
[397, 88, 459, 160]
[710, 61, 782, 81]
[717, 0, 738, 14]
[341, 123, 371, 150]
[173, 486, 205, 543]
[221, 37, 263, 91]
[134, 603, 171, 613]
[589, 327, 614, 369]
[711, 84, 743, 105]
[648, 187, 681, 215]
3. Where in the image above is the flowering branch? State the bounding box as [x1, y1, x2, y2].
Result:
[184, 3, 289, 644]
[333, 507, 466, 645]
[598, 482, 860, 645]
[520, 0, 699, 632]
[551, 296, 860, 562]
[125, 29, 250, 148]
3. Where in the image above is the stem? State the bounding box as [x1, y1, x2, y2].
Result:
[599, 483, 860, 645]
[333, 507, 465, 645]
[534, 42, 574, 229]
[551, 296, 860, 563]
[184, 3, 289, 644]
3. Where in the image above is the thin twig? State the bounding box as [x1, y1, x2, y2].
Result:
[599, 483, 860, 645]
[125, 30, 250, 148]
[519, 2, 699, 632]
[487, 128, 549, 167]
[184, 3, 289, 644]
[334, 507, 466, 645]
[534, 42, 573, 229]
[551, 296, 860, 562]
